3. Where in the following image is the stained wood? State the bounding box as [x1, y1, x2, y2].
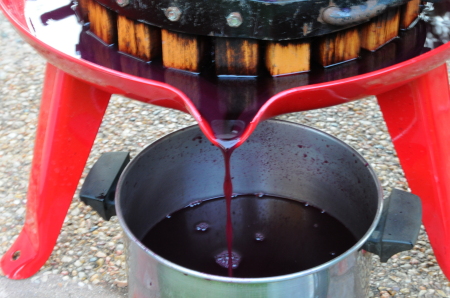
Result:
[363, 42, 397, 72]
[397, 20, 427, 60]
[165, 69, 201, 107]
[400, 0, 421, 29]
[269, 73, 309, 95]
[87, 0, 116, 44]
[322, 59, 359, 82]
[78, 28, 120, 70]
[265, 40, 310, 76]
[117, 16, 137, 56]
[135, 22, 162, 61]
[119, 53, 163, 80]
[315, 27, 360, 67]
[92, 42, 117, 69]
[161, 29, 204, 73]
[215, 38, 259, 76]
[78, 0, 89, 22]
[117, 16, 161, 61]
[218, 78, 257, 116]
[360, 7, 400, 52]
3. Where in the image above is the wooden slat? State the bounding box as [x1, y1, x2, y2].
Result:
[161, 29, 204, 73]
[360, 7, 400, 52]
[119, 54, 163, 81]
[78, 28, 120, 70]
[78, 0, 89, 22]
[321, 59, 359, 82]
[118, 16, 161, 61]
[269, 73, 309, 95]
[315, 27, 360, 67]
[165, 69, 201, 107]
[217, 78, 257, 116]
[87, 0, 117, 44]
[265, 40, 310, 76]
[400, 0, 421, 29]
[215, 38, 259, 76]
[135, 22, 162, 61]
[363, 42, 397, 72]
[118, 16, 137, 56]
[397, 20, 427, 60]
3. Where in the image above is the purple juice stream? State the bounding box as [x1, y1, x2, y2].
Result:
[222, 148, 234, 276]
[213, 121, 245, 276]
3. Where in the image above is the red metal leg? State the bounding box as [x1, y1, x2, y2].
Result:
[0, 63, 110, 279]
[377, 64, 450, 278]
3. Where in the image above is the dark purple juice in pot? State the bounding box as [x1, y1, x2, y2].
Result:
[141, 195, 357, 278]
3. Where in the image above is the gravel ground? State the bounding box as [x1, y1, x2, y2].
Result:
[1, 10, 450, 298]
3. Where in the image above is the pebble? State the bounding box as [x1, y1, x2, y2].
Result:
[92, 279, 100, 285]
[70, 208, 80, 216]
[411, 258, 420, 264]
[96, 258, 105, 267]
[389, 275, 402, 283]
[400, 288, 410, 294]
[95, 251, 107, 258]
[114, 280, 128, 288]
[61, 256, 73, 263]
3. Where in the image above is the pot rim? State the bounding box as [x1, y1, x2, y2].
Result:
[116, 119, 383, 283]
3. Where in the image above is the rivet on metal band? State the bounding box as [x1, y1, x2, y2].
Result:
[165, 7, 182, 22]
[116, 0, 129, 8]
[226, 12, 243, 27]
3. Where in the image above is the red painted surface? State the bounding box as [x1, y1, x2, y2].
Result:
[0, 64, 111, 279]
[2, 0, 450, 280]
[378, 64, 450, 278]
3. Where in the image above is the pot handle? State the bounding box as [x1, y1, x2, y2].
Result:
[362, 189, 422, 262]
[79, 152, 131, 220]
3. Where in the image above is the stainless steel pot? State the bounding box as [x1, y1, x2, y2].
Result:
[80, 119, 421, 298]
